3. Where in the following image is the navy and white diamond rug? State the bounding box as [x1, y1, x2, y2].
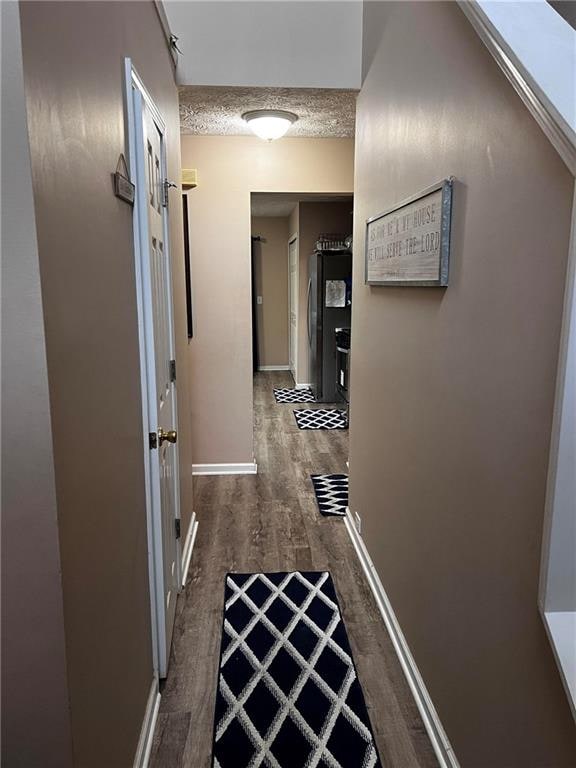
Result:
[311, 474, 349, 517]
[212, 571, 381, 768]
[274, 388, 316, 404]
[294, 409, 349, 430]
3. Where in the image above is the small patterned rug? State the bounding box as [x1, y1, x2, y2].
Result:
[311, 474, 349, 517]
[212, 571, 381, 768]
[294, 408, 348, 430]
[274, 388, 316, 404]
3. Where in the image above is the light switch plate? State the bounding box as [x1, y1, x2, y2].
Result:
[257, 296, 263, 305]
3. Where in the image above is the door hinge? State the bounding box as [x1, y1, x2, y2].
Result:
[162, 179, 177, 208]
[149, 432, 157, 450]
[169, 359, 177, 383]
[175, 518, 181, 539]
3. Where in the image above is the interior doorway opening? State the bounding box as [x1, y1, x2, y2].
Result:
[250, 192, 354, 398]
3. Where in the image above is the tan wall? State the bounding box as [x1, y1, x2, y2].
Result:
[1, 4, 72, 765]
[181, 135, 354, 464]
[18, 2, 193, 766]
[350, 3, 576, 766]
[297, 201, 353, 383]
[252, 216, 290, 368]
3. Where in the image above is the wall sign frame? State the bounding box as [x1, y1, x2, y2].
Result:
[112, 153, 135, 205]
[365, 178, 453, 287]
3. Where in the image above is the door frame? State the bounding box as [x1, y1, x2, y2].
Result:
[123, 58, 182, 677]
[251, 235, 260, 373]
[288, 233, 298, 380]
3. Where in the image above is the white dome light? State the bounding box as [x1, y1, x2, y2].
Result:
[242, 109, 298, 141]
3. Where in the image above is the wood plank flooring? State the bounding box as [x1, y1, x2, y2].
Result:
[150, 372, 438, 768]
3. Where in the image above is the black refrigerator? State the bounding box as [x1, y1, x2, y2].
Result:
[308, 249, 352, 403]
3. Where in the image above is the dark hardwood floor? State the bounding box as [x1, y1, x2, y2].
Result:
[150, 371, 438, 768]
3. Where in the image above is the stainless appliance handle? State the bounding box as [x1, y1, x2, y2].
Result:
[307, 277, 312, 347]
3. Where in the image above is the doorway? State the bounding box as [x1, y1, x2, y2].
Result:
[288, 235, 298, 378]
[251, 235, 261, 373]
[250, 193, 353, 392]
[125, 60, 181, 679]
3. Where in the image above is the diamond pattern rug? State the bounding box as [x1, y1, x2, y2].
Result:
[311, 475, 349, 517]
[294, 409, 348, 430]
[212, 571, 381, 768]
[274, 388, 316, 404]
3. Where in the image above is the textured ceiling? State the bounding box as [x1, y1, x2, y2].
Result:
[179, 86, 357, 138]
[251, 193, 353, 217]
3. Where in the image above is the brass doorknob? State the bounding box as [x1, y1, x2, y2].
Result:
[158, 428, 177, 445]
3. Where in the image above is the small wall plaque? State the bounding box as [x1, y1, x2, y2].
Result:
[365, 178, 453, 287]
[113, 154, 135, 206]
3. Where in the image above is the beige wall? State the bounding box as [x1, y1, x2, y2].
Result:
[297, 201, 353, 382]
[252, 216, 290, 368]
[181, 135, 354, 465]
[1, 4, 72, 765]
[350, 3, 576, 766]
[18, 2, 193, 766]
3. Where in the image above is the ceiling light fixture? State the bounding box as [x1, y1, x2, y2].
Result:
[242, 109, 298, 141]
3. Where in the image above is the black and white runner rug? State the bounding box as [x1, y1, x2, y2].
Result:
[311, 474, 349, 517]
[212, 571, 381, 768]
[294, 409, 348, 430]
[274, 388, 316, 404]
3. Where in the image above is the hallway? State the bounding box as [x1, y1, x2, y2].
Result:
[5, 2, 576, 766]
[150, 372, 438, 768]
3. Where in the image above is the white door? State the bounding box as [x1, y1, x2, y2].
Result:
[133, 85, 181, 679]
[289, 237, 298, 377]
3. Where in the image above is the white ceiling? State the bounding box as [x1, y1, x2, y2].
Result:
[179, 86, 357, 138]
[251, 193, 353, 217]
[164, 1, 363, 89]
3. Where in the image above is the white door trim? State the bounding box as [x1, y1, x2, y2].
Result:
[124, 58, 181, 677]
[124, 58, 159, 676]
[288, 233, 298, 380]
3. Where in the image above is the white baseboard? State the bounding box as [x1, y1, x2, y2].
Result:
[343, 509, 460, 768]
[180, 511, 198, 588]
[295, 382, 312, 390]
[192, 462, 258, 476]
[133, 676, 160, 768]
[258, 365, 291, 371]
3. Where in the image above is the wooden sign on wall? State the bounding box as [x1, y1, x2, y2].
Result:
[365, 178, 453, 287]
